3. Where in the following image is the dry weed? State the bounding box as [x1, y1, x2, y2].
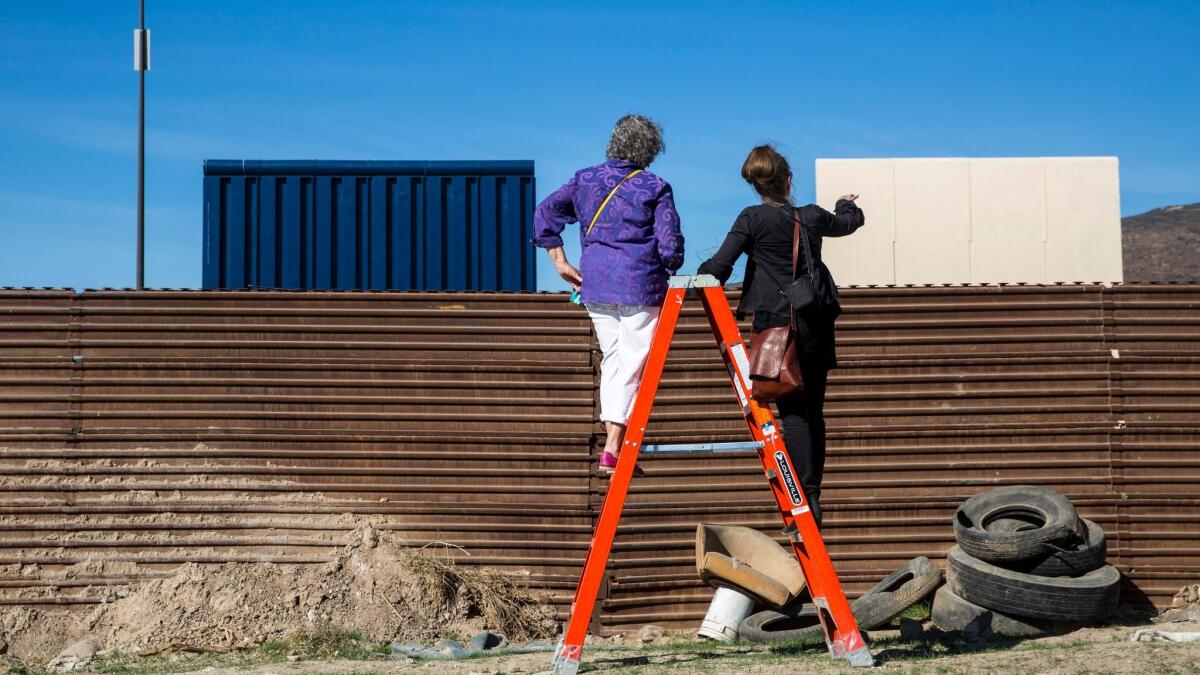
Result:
[400, 544, 558, 642]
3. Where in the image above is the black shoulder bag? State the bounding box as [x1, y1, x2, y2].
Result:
[781, 208, 841, 317]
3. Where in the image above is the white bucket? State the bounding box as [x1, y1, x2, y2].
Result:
[697, 587, 755, 642]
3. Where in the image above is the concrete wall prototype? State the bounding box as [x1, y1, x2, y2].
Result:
[815, 157, 1123, 285]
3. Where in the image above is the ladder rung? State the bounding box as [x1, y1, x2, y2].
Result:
[640, 441, 764, 453]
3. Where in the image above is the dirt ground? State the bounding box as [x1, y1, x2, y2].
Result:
[158, 622, 1200, 675]
[0, 526, 554, 663]
[5, 518, 1197, 674]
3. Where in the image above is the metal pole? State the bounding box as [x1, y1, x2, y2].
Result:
[136, 0, 145, 289]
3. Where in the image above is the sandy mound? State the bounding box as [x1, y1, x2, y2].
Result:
[0, 526, 557, 662]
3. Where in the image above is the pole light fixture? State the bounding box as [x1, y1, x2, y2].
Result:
[134, 1, 150, 289]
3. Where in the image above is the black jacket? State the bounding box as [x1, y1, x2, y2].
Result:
[697, 200, 864, 368]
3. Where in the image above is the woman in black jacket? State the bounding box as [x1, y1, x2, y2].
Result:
[697, 144, 863, 525]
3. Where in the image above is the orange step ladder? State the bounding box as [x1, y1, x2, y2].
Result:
[552, 274, 873, 674]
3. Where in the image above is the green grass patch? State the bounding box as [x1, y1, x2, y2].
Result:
[258, 626, 389, 661]
[893, 601, 932, 623]
[569, 634, 1057, 674]
[87, 626, 389, 675]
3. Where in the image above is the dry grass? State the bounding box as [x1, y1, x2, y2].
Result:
[400, 545, 558, 642]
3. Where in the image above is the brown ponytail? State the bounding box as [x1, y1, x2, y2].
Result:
[741, 144, 791, 205]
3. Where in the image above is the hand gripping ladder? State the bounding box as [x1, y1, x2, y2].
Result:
[552, 275, 873, 674]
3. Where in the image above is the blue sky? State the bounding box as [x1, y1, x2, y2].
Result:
[1, 1, 1196, 290]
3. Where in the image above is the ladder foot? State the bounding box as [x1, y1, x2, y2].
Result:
[552, 639, 582, 675]
[846, 646, 875, 668]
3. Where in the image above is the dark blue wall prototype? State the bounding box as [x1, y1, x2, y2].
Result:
[202, 160, 536, 291]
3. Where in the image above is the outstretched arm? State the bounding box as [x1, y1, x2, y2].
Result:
[806, 196, 864, 237]
[697, 211, 753, 284]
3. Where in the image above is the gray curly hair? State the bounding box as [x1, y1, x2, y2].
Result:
[605, 114, 665, 168]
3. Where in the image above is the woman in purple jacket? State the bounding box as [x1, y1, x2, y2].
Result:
[533, 114, 685, 475]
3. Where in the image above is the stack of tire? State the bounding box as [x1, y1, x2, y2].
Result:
[936, 485, 1122, 637]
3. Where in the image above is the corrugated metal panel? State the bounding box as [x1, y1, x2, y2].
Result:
[1105, 284, 1200, 608]
[0, 289, 591, 618]
[599, 284, 1199, 633]
[0, 284, 1196, 631]
[202, 160, 536, 292]
[0, 290, 76, 444]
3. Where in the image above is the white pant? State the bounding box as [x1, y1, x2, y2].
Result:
[587, 303, 660, 425]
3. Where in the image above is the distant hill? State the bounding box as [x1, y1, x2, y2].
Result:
[1123, 202, 1200, 281]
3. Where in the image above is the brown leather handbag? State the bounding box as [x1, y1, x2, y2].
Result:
[747, 211, 805, 402]
[748, 320, 802, 401]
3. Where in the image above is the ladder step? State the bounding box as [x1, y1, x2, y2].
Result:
[640, 441, 764, 453]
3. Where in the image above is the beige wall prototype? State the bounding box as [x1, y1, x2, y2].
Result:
[815, 157, 1123, 285]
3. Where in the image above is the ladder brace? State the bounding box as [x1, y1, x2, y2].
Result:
[641, 441, 764, 453]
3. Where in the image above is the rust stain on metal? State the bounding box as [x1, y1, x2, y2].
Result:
[0, 284, 1197, 631]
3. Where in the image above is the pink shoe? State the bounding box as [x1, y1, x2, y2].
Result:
[600, 451, 618, 471]
[600, 452, 645, 477]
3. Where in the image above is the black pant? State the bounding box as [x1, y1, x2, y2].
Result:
[776, 363, 829, 526]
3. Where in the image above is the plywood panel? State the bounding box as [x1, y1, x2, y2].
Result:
[894, 159, 972, 284]
[969, 159, 1047, 283]
[1045, 157, 1122, 282]
[815, 159, 896, 286]
[813, 157, 1121, 285]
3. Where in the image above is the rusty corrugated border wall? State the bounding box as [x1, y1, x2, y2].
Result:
[602, 283, 1200, 631]
[0, 284, 1196, 632]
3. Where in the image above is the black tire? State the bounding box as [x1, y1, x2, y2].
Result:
[1010, 518, 1107, 578]
[931, 586, 1069, 638]
[852, 556, 943, 630]
[954, 486, 1078, 563]
[986, 517, 1037, 534]
[738, 603, 825, 643]
[738, 557, 943, 643]
[945, 545, 1120, 621]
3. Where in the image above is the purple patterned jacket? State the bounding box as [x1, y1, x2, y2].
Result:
[532, 159, 685, 307]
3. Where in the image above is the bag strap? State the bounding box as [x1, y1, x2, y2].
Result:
[790, 209, 809, 332]
[585, 169, 642, 236]
[792, 208, 818, 285]
[752, 207, 804, 297]
[791, 209, 800, 280]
